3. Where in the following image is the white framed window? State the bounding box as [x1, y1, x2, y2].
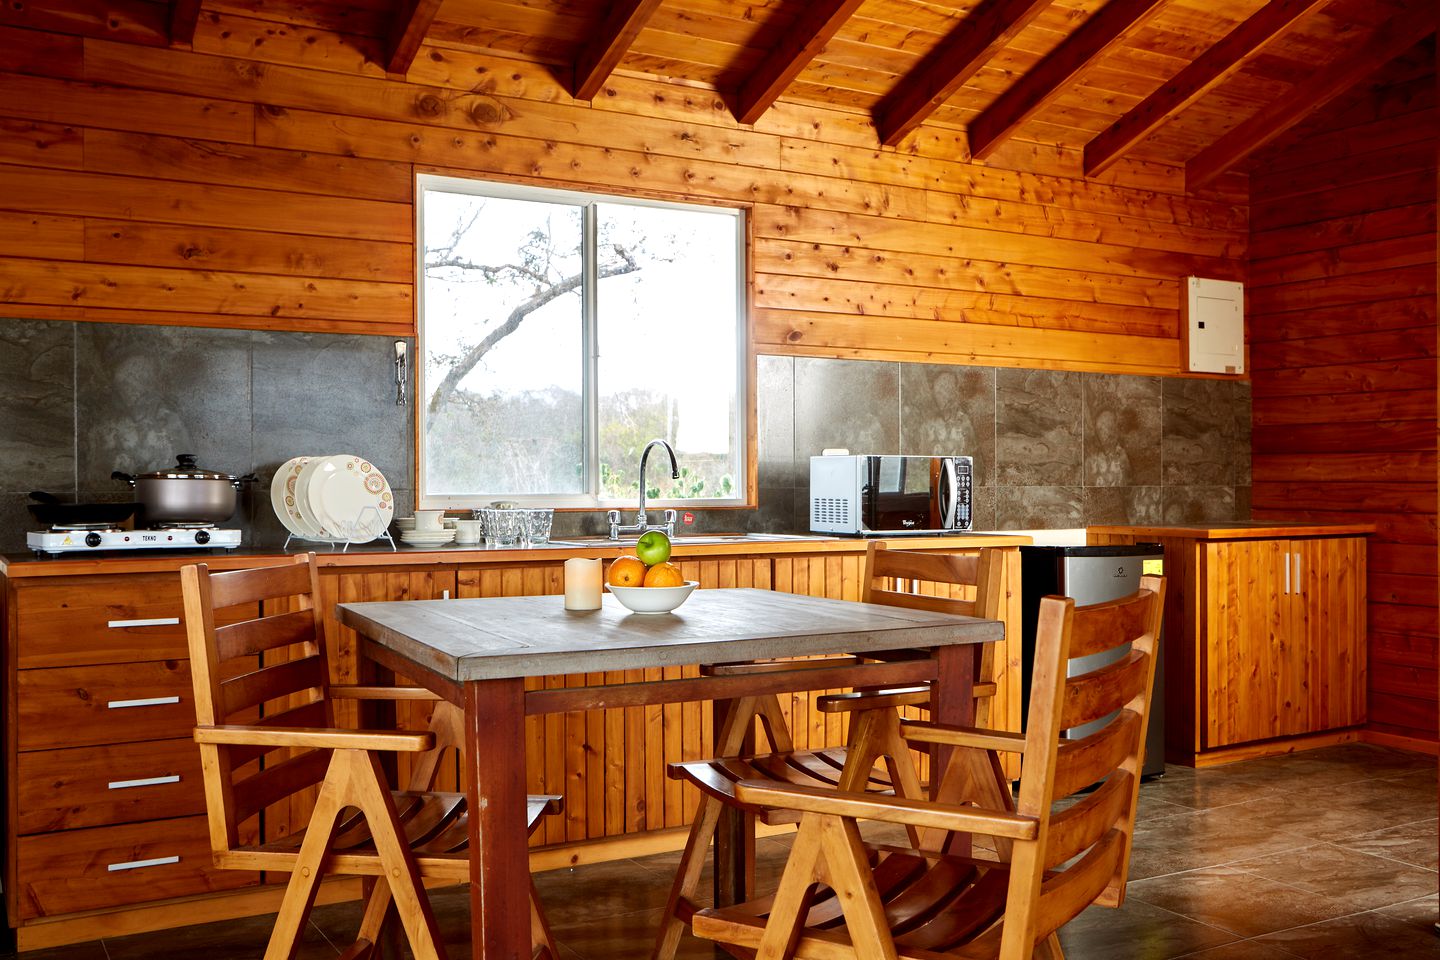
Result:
[416, 174, 748, 509]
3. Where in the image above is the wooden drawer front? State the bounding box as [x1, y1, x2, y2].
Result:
[15, 576, 259, 669]
[16, 738, 205, 834]
[17, 661, 196, 750]
[15, 815, 257, 919]
[16, 576, 189, 668]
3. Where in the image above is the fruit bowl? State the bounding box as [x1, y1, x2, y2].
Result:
[605, 581, 698, 615]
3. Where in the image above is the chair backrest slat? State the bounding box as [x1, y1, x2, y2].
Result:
[232, 748, 331, 825]
[1067, 598, 1153, 660]
[1033, 827, 1126, 940]
[216, 609, 317, 661]
[220, 653, 326, 719]
[1045, 771, 1132, 870]
[868, 549, 979, 587]
[1052, 710, 1141, 808]
[863, 588, 978, 617]
[1060, 650, 1149, 730]
[224, 700, 330, 768]
[209, 562, 316, 611]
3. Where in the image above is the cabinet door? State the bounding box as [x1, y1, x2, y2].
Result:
[1204, 538, 1299, 748]
[1296, 537, 1367, 732]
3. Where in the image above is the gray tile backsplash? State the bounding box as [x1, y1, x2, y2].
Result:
[0, 318, 1252, 553]
[753, 355, 1251, 534]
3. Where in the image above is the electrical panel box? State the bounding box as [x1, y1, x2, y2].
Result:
[1183, 277, 1244, 375]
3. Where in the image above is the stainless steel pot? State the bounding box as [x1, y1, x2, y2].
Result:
[112, 454, 256, 525]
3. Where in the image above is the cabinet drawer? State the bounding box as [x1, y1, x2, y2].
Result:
[15, 815, 257, 919]
[16, 738, 205, 834]
[14, 576, 259, 669]
[17, 661, 197, 750]
[16, 576, 190, 668]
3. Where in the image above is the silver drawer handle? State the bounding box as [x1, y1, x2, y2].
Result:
[108, 775, 181, 790]
[107, 617, 181, 629]
[107, 855, 180, 872]
[107, 696, 181, 709]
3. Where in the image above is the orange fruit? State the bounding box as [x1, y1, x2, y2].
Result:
[607, 556, 647, 587]
[643, 561, 685, 588]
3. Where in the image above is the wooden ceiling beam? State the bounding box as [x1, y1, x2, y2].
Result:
[385, 0, 443, 76]
[732, 0, 866, 125]
[968, 0, 1167, 161]
[874, 0, 1055, 148]
[572, 0, 665, 101]
[169, 0, 202, 47]
[1186, 1, 1439, 191]
[1083, 0, 1329, 179]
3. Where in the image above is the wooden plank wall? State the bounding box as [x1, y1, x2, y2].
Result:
[0, 15, 1245, 373]
[1248, 46, 1439, 745]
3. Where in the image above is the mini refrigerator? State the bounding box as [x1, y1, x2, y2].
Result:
[1020, 544, 1166, 779]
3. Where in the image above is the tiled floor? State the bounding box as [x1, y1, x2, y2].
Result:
[5, 744, 1436, 959]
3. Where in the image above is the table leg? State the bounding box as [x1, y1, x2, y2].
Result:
[711, 697, 756, 908]
[464, 677, 531, 960]
[933, 644, 978, 858]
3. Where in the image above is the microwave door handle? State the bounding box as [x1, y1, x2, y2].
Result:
[938, 458, 957, 529]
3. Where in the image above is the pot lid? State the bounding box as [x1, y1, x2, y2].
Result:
[135, 454, 240, 481]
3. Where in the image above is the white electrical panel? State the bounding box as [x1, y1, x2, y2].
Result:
[1183, 276, 1244, 375]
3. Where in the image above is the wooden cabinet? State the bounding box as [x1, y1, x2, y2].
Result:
[1089, 523, 1370, 765]
[0, 537, 1026, 945]
[2, 574, 261, 925]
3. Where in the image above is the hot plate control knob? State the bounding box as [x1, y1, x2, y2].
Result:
[84, 532, 102, 548]
[195, 529, 211, 545]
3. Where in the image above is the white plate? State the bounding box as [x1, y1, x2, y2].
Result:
[308, 455, 394, 542]
[294, 457, 334, 537]
[399, 532, 455, 546]
[270, 457, 314, 538]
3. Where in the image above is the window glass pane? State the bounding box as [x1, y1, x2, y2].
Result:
[595, 202, 740, 502]
[422, 191, 585, 496]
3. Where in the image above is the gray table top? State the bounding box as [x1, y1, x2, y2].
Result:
[337, 587, 1004, 682]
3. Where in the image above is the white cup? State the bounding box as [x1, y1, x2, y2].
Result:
[414, 509, 445, 532]
[453, 519, 483, 545]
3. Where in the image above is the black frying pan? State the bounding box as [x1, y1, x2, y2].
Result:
[28, 492, 140, 527]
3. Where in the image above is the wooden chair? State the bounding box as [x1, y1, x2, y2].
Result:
[180, 554, 561, 960]
[689, 575, 1166, 960]
[651, 544, 1005, 960]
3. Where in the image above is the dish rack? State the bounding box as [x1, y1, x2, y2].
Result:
[281, 505, 396, 552]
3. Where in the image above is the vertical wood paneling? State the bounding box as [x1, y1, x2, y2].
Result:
[1248, 51, 1438, 744]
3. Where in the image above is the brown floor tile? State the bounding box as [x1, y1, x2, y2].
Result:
[104, 910, 339, 959]
[1055, 898, 1239, 958]
[1335, 818, 1439, 871]
[534, 856, 680, 926]
[1127, 865, 1358, 938]
[1233, 842, 1438, 912]
[1126, 807, 1317, 881]
[553, 906, 713, 960]
[1375, 894, 1440, 937]
[1254, 909, 1440, 959]
[1221, 773, 1435, 844]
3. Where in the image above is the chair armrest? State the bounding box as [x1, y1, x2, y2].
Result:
[900, 720, 1027, 753]
[815, 686, 931, 714]
[733, 780, 1038, 840]
[195, 724, 435, 753]
[330, 684, 443, 702]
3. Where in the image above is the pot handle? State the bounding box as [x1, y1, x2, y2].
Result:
[232, 473, 258, 488]
[29, 491, 61, 504]
[111, 471, 136, 487]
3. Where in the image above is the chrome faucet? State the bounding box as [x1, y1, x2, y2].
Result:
[607, 439, 680, 540]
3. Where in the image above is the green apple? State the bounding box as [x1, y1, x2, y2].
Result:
[635, 530, 672, 566]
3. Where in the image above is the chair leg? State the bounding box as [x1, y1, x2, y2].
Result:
[1036, 932, 1066, 959]
[651, 792, 724, 960]
[265, 753, 355, 960]
[754, 814, 825, 960]
[530, 875, 559, 959]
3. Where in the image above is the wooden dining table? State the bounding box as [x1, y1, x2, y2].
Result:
[337, 585, 1004, 959]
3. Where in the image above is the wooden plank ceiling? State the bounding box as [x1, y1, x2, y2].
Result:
[9, 0, 1437, 190]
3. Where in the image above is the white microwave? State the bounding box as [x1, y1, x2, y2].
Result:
[809, 455, 973, 536]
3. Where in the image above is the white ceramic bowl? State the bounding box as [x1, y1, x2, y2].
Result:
[605, 581, 698, 614]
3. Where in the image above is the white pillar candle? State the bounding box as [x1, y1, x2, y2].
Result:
[564, 558, 603, 611]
